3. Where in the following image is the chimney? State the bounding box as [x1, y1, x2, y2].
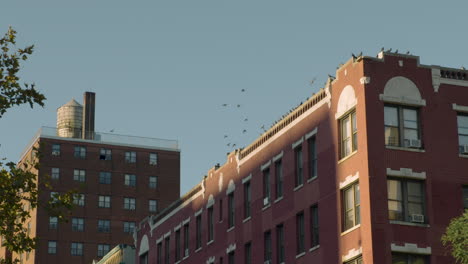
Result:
[82, 92, 96, 140]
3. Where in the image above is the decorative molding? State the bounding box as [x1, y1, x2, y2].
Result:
[173, 223, 181, 232]
[164, 231, 171, 238]
[218, 173, 223, 193]
[386, 168, 426, 180]
[391, 243, 431, 255]
[260, 161, 271, 172]
[195, 208, 203, 217]
[379, 94, 426, 106]
[431, 67, 441, 92]
[226, 243, 236, 254]
[242, 174, 252, 184]
[156, 236, 163, 244]
[182, 217, 190, 225]
[342, 247, 362, 262]
[453, 103, 468, 113]
[226, 179, 235, 195]
[335, 102, 357, 120]
[360, 76, 371, 84]
[335, 85, 357, 119]
[206, 194, 215, 208]
[292, 137, 304, 149]
[305, 127, 318, 140]
[339, 172, 359, 189]
[273, 151, 283, 162]
[138, 235, 149, 256]
[206, 256, 216, 264]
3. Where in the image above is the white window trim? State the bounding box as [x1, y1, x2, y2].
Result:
[226, 243, 236, 254]
[453, 103, 468, 113]
[342, 247, 362, 262]
[226, 179, 235, 195]
[291, 137, 304, 149]
[305, 127, 318, 140]
[391, 243, 431, 255]
[386, 168, 426, 180]
[206, 194, 215, 209]
[163, 231, 171, 238]
[206, 256, 216, 264]
[272, 151, 283, 162]
[260, 161, 271, 172]
[173, 224, 181, 232]
[335, 102, 358, 120]
[241, 174, 252, 184]
[379, 94, 426, 107]
[194, 208, 203, 217]
[182, 217, 190, 225]
[339, 172, 359, 189]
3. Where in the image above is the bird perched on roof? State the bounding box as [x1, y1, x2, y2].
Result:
[222, 104, 228, 107]
[244, 118, 248, 122]
[241, 89, 245, 92]
[406, 51, 410, 55]
[242, 129, 247, 134]
[224, 135, 228, 138]
[237, 104, 241, 108]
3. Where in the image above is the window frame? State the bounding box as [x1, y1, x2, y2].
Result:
[51, 168, 60, 180]
[310, 204, 319, 247]
[124, 197, 136, 210]
[71, 217, 84, 232]
[73, 169, 86, 182]
[74, 146, 86, 159]
[264, 230, 272, 262]
[196, 214, 202, 249]
[457, 113, 468, 154]
[175, 229, 181, 261]
[244, 180, 251, 219]
[183, 223, 189, 257]
[149, 199, 158, 212]
[98, 195, 111, 208]
[99, 171, 112, 184]
[51, 144, 61, 156]
[296, 211, 305, 254]
[277, 224, 285, 263]
[308, 136, 317, 180]
[208, 206, 214, 242]
[123, 221, 135, 233]
[340, 110, 357, 158]
[275, 160, 283, 199]
[48, 241, 57, 254]
[295, 146, 304, 187]
[71, 242, 83, 256]
[387, 178, 426, 223]
[97, 219, 111, 233]
[49, 216, 58, 230]
[149, 153, 158, 165]
[99, 148, 112, 160]
[384, 104, 421, 148]
[342, 182, 360, 231]
[124, 174, 136, 187]
[149, 176, 158, 189]
[125, 151, 137, 163]
[228, 192, 235, 228]
[97, 244, 110, 257]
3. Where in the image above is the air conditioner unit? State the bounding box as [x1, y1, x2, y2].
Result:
[410, 214, 424, 223]
[263, 197, 270, 206]
[51, 151, 60, 156]
[149, 161, 157, 165]
[404, 139, 421, 148]
[461, 144, 468, 154]
[185, 249, 189, 256]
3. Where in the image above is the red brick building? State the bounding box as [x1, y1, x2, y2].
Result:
[6, 94, 180, 264]
[135, 52, 468, 264]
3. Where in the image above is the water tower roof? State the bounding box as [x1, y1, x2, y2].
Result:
[61, 99, 82, 108]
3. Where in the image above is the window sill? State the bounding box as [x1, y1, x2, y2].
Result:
[459, 154, 468, 159]
[307, 176, 317, 183]
[194, 247, 202, 253]
[338, 150, 358, 164]
[262, 204, 271, 211]
[274, 197, 283, 204]
[295, 252, 306, 259]
[242, 216, 251, 224]
[207, 240, 214, 246]
[390, 220, 429, 227]
[294, 184, 304, 192]
[386, 146, 425, 153]
[309, 245, 320, 252]
[227, 226, 235, 233]
[341, 224, 360, 236]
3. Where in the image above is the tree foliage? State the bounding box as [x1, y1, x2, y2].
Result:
[0, 27, 45, 118]
[0, 27, 75, 264]
[442, 210, 468, 264]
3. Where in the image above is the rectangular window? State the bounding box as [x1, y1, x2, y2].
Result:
[343, 182, 361, 231]
[124, 197, 136, 210]
[228, 252, 235, 264]
[74, 146, 86, 159]
[71, 218, 84, 232]
[183, 223, 189, 257]
[464, 186, 468, 209]
[344, 256, 363, 264]
[175, 229, 181, 261]
[73, 194, 85, 207]
[391, 253, 428, 264]
[457, 114, 468, 154]
[140, 253, 148, 264]
[295, 146, 303, 187]
[97, 244, 110, 257]
[311, 204, 319, 247]
[99, 172, 111, 184]
[149, 200, 158, 212]
[244, 181, 251, 219]
[149, 176, 158, 189]
[98, 220, 110, 233]
[296, 212, 305, 254]
[99, 148, 112, 160]
[308, 136, 317, 179]
[275, 160, 283, 199]
[123, 221, 135, 233]
[388, 178, 425, 223]
[244, 242, 251, 264]
[196, 214, 202, 249]
[51, 168, 60, 180]
[52, 144, 61, 156]
[264, 230, 272, 262]
[157, 242, 162, 264]
[48, 241, 57, 254]
[219, 198, 223, 222]
[277, 224, 285, 263]
[124, 174, 136, 187]
[384, 105, 421, 148]
[263, 169, 271, 206]
[149, 153, 158, 165]
[208, 206, 214, 242]
[73, 169, 86, 182]
[71, 242, 83, 256]
[50, 191, 58, 203]
[164, 236, 170, 264]
[340, 110, 357, 158]
[228, 193, 235, 228]
[98, 195, 111, 208]
[49, 216, 58, 230]
[125, 151, 136, 163]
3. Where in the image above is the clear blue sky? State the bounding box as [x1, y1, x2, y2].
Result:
[1, 0, 467, 194]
